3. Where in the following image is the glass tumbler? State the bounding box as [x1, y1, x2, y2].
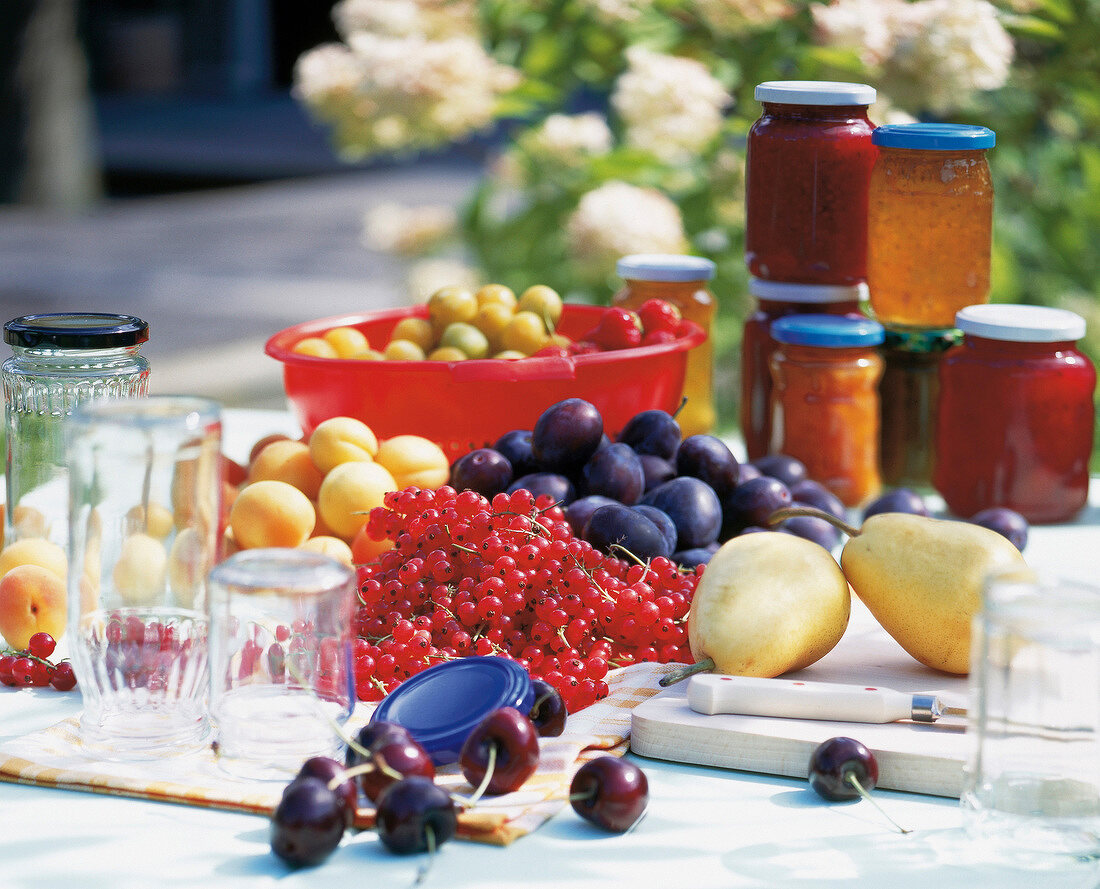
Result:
[66, 396, 222, 759]
[962, 571, 1100, 860]
[208, 548, 356, 781]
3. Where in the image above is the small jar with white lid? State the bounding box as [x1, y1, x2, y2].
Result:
[933, 304, 1095, 523]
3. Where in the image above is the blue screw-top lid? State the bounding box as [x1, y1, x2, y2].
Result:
[370, 656, 535, 765]
[771, 314, 885, 348]
[872, 123, 996, 150]
[616, 254, 716, 282]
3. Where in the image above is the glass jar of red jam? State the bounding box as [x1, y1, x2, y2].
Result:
[879, 326, 961, 490]
[934, 304, 1095, 523]
[745, 80, 877, 285]
[867, 123, 995, 329]
[740, 278, 868, 461]
[613, 254, 717, 437]
[770, 314, 885, 506]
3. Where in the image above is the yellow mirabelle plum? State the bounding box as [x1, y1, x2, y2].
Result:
[383, 339, 427, 361]
[390, 317, 435, 352]
[323, 326, 370, 358]
[501, 311, 550, 354]
[292, 337, 339, 358]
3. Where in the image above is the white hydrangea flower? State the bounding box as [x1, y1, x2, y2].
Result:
[578, 0, 653, 24]
[693, 0, 797, 34]
[523, 113, 613, 164]
[566, 182, 688, 281]
[333, 0, 477, 40]
[405, 258, 482, 304]
[611, 47, 731, 163]
[291, 44, 364, 103]
[363, 203, 457, 256]
[811, 0, 905, 66]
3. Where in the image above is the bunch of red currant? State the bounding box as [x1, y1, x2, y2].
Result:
[353, 485, 700, 712]
[0, 632, 77, 691]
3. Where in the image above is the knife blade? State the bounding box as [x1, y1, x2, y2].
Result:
[686, 674, 967, 724]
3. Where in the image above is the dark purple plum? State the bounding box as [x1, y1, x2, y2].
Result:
[585, 503, 671, 561]
[751, 454, 808, 489]
[808, 736, 879, 802]
[641, 477, 722, 550]
[970, 507, 1028, 551]
[737, 462, 763, 485]
[632, 505, 677, 555]
[639, 454, 677, 492]
[507, 472, 576, 506]
[531, 398, 604, 472]
[863, 488, 929, 519]
[673, 541, 720, 569]
[564, 495, 618, 537]
[720, 476, 792, 539]
[493, 429, 539, 476]
[583, 442, 645, 505]
[270, 776, 347, 868]
[675, 434, 740, 499]
[616, 409, 681, 460]
[450, 448, 513, 498]
[775, 503, 842, 551]
[789, 479, 846, 521]
[374, 776, 457, 855]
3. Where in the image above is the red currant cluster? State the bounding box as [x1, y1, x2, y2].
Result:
[353, 485, 700, 712]
[0, 632, 77, 691]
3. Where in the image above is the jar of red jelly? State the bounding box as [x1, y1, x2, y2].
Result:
[740, 278, 868, 461]
[879, 326, 961, 489]
[934, 304, 1095, 523]
[745, 80, 877, 285]
[770, 314, 885, 506]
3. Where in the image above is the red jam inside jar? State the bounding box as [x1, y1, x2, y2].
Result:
[933, 304, 1096, 523]
[744, 81, 877, 285]
[740, 278, 867, 461]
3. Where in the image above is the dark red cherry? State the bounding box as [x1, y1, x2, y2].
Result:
[360, 737, 435, 804]
[375, 776, 458, 855]
[344, 720, 412, 769]
[569, 756, 648, 832]
[808, 736, 878, 802]
[459, 706, 540, 795]
[270, 776, 346, 868]
[296, 756, 357, 827]
[528, 678, 568, 737]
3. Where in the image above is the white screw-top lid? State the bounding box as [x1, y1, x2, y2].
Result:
[616, 254, 716, 282]
[749, 278, 869, 304]
[955, 304, 1086, 342]
[754, 80, 876, 106]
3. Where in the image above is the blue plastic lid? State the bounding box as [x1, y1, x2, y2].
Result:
[370, 656, 535, 765]
[770, 314, 885, 348]
[616, 254, 716, 282]
[872, 123, 995, 150]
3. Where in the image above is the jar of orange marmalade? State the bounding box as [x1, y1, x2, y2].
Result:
[613, 254, 717, 436]
[867, 123, 995, 328]
[770, 315, 885, 506]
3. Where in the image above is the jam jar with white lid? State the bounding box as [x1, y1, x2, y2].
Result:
[933, 304, 1095, 523]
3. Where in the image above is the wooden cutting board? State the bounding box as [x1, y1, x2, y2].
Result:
[629, 597, 970, 798]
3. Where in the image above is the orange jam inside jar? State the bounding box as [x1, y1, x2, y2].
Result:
[613, 254, 717, 436]
[770, 315, 885, 507]
[867, 124, 995, 328]
[740, 278, 868, 461]
[933, 304, 1096, 524]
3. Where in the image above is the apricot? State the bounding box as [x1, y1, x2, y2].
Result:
[0, 564, 67, 650]
[351, 524, 396, 564]
[309, 417, 379, 475]
[229, 480, 316, 549]
[0, 538, 67, 582]
[2, 505, 50, 543]
[375, 435, 450, 490]
[125, 501, 175, 539]
[299, 535, 354, 566]
[112, 533, 169, 605]
[250, 439, 325, 500]
[168, 526, 211, 609]
[317, 461, 396, 540]
[323, 326, 370, 358]
[248, 433, 293, 466]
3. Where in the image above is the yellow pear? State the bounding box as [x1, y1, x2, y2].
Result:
[839, 512, 1028, 674]
[684, 531, 851, 679]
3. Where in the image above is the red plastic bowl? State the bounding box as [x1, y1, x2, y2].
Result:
[265, 304, 705, 463]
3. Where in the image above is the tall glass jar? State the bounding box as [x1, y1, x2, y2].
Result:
[770, 314, 885, 507]
[612, 254, 717, 437]
[879, 327, 961, 489]
[867, 123, 995, 328]
[3, 313, 150, 549]
[740, 278, 868, 461]
[744, 80, 877, 285]
[933, 304, 1095, 524]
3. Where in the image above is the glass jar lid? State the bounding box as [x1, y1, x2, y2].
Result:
[4, 313, 149, 348]
[955, 304, 1086, 342]
[616, 254, 716, 282]
[872, 123, 996, 150]
[771, 314, 885, 348]
[749, 278, 869, 304]
[754, 80, 876, 106]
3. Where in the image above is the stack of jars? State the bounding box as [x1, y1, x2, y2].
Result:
[740, 80, 883, 507]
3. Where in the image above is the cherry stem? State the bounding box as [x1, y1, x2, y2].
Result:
[658, 658, 715, 687]
[458, 743, 497, 809]
[414, 823, 436, 885]
[766, 506, 861, 538]
[329, 762, 376, 791]
[846, 772, 911, 835]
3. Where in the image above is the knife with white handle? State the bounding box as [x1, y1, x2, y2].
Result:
[687, 674, 967, 724]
